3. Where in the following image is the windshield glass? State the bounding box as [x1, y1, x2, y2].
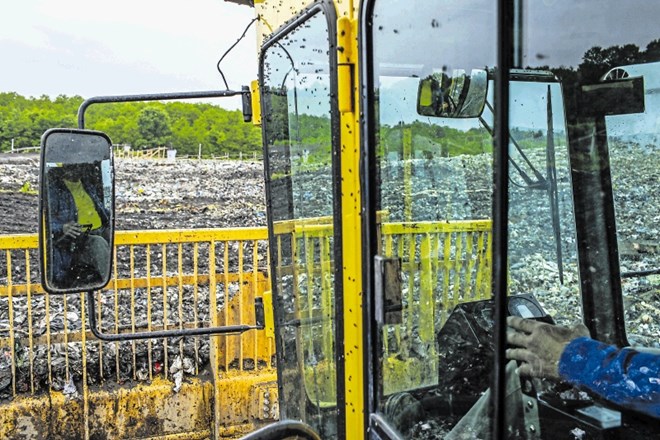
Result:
[601, 62, 660, 348]
[520, 2, 660, 352]
[366, 0, 660, 438]
[367, 0, 580, 438]
[261, 7, 340, 437]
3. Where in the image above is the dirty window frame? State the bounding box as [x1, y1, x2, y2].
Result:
[259, 0, 344, 435]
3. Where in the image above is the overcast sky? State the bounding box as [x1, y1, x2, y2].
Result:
[0, 0, 258, 110]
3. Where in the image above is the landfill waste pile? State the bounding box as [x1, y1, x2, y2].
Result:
[0, 154, 267, 234]
[0, 143, 658, 398]
[0, 155, 268, 396]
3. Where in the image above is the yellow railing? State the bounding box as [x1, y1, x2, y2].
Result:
[0, 228, 276, 439]
[273, 216, 338, 406]
[379, 219, 492, 393]
[271, 218, 493, 402]
[113, 146, 168, 159]
[0, 220, 491, 438]
[381, 219, 493, 319]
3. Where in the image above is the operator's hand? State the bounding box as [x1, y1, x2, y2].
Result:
[62, 222, 82, 240]
[506, 316, 589, 380]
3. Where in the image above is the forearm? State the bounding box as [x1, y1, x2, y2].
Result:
[559, 337, 660, 418]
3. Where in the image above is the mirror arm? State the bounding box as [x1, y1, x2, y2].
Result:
[479, 116, 538, 187]
[481, 104, 547, 188]
[86, 291, 264, 341]
[77, 90, 248, 129]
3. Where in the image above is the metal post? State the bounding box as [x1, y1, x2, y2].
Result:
[493, 0, 514, 438]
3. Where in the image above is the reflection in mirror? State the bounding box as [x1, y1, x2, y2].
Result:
[39, 129, 114, 294]
[417, 69, 488, 118]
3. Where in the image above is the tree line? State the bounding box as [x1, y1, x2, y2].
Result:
[4, 40, 656, 157]
[0, 93, 263, 156]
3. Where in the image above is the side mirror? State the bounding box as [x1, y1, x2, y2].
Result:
[417, 69, 488, 118]
[39, 128, 114, 294]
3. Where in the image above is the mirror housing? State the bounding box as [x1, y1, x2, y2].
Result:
[578, 76, 645, 118]
[39, 128, 114, 294]
[417, 69, 488, 118]
[241, 85, 253, 123]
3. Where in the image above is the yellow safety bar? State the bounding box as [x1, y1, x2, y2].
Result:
[0, 228, 277, 439]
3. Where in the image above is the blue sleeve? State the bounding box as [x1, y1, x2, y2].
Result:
[558, 336, 660, 419]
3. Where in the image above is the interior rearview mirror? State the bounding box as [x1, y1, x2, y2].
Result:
[417, 69, 488, 118]
[39, 128, 114, 294]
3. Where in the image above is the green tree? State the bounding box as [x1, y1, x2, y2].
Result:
[579, 43, 642, 82]
[137, 106, 172, 148]
[0, 92, 263, 156]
